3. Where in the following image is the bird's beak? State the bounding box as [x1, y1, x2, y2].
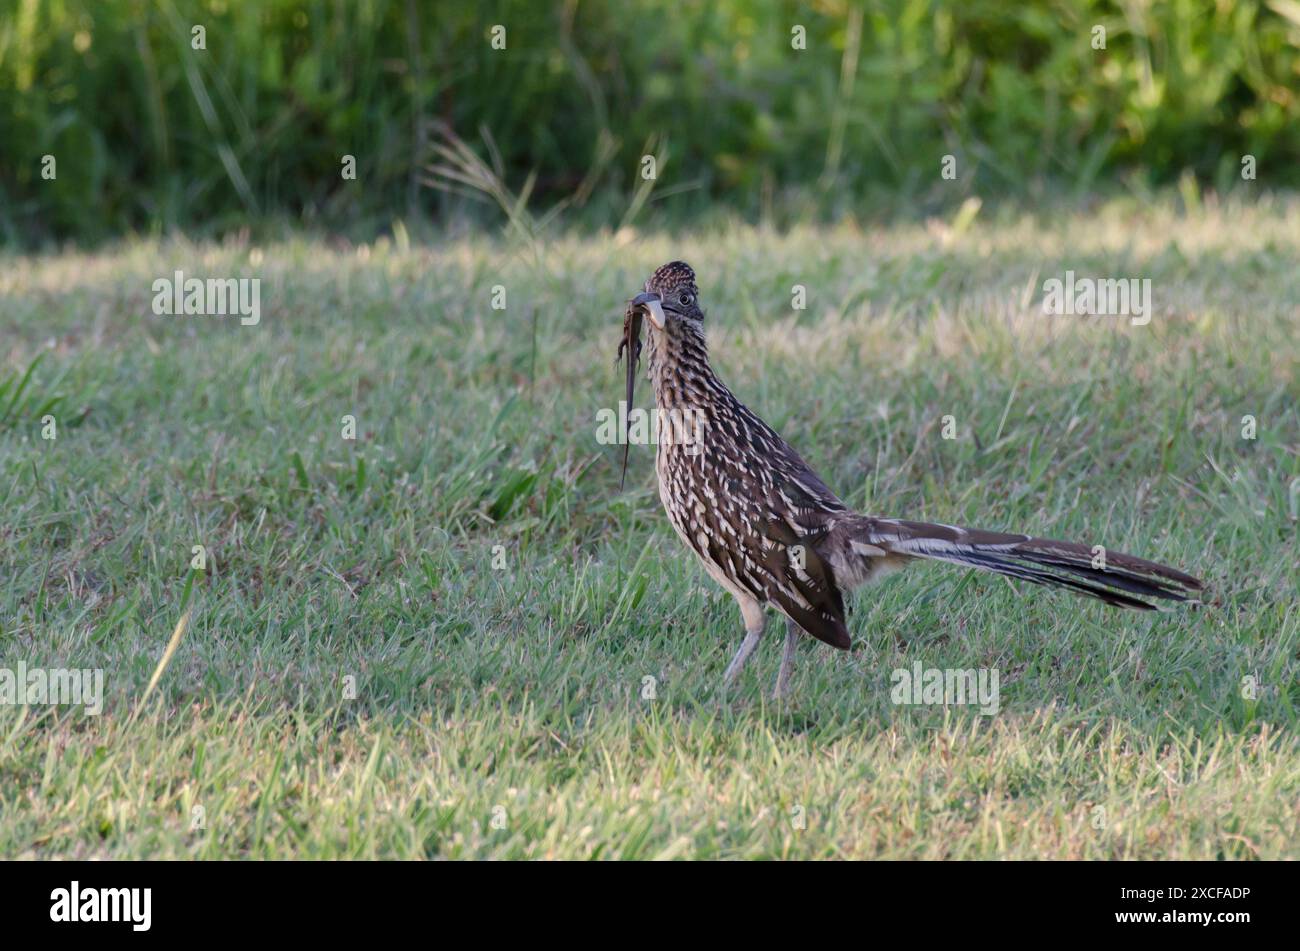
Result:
[629, 291, 667, 330]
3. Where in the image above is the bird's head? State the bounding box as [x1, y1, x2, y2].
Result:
[628, 260, 703, 333]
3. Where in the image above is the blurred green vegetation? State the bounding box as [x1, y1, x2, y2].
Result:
[2, 0, 1299, 245]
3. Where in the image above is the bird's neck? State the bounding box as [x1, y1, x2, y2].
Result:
[646, 322, 717, 410]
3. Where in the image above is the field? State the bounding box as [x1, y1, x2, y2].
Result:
[1, 197, 1297, 858]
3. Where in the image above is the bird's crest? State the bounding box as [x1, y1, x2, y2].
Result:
[647, 261, 696, 295]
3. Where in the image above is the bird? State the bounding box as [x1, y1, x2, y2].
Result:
[621, 260, 1203, 699]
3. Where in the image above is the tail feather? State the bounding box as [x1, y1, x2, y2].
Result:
[858, 518, 1202, 610]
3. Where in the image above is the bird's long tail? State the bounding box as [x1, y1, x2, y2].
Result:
[851, 517, 1203, 610]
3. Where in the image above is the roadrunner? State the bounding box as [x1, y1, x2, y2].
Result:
[621, 261, 1203, 699]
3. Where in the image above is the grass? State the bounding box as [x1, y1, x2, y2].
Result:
[0, 195, 1297, 858]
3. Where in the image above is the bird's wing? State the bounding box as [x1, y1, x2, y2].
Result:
[756, 516, 851, 649]
[736, 408, 853, 647]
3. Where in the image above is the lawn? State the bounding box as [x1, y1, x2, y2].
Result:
[1, 197, 1297, 858]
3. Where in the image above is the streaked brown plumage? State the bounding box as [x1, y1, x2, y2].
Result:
[621, 261, 1204, 698]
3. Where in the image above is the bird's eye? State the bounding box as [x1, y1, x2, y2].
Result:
[679, 292, 694, 306]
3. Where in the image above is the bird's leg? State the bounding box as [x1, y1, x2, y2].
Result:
[722, 628, 762, 684]
[774, 617, 799, 700]
[723, 600, 767, 687]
